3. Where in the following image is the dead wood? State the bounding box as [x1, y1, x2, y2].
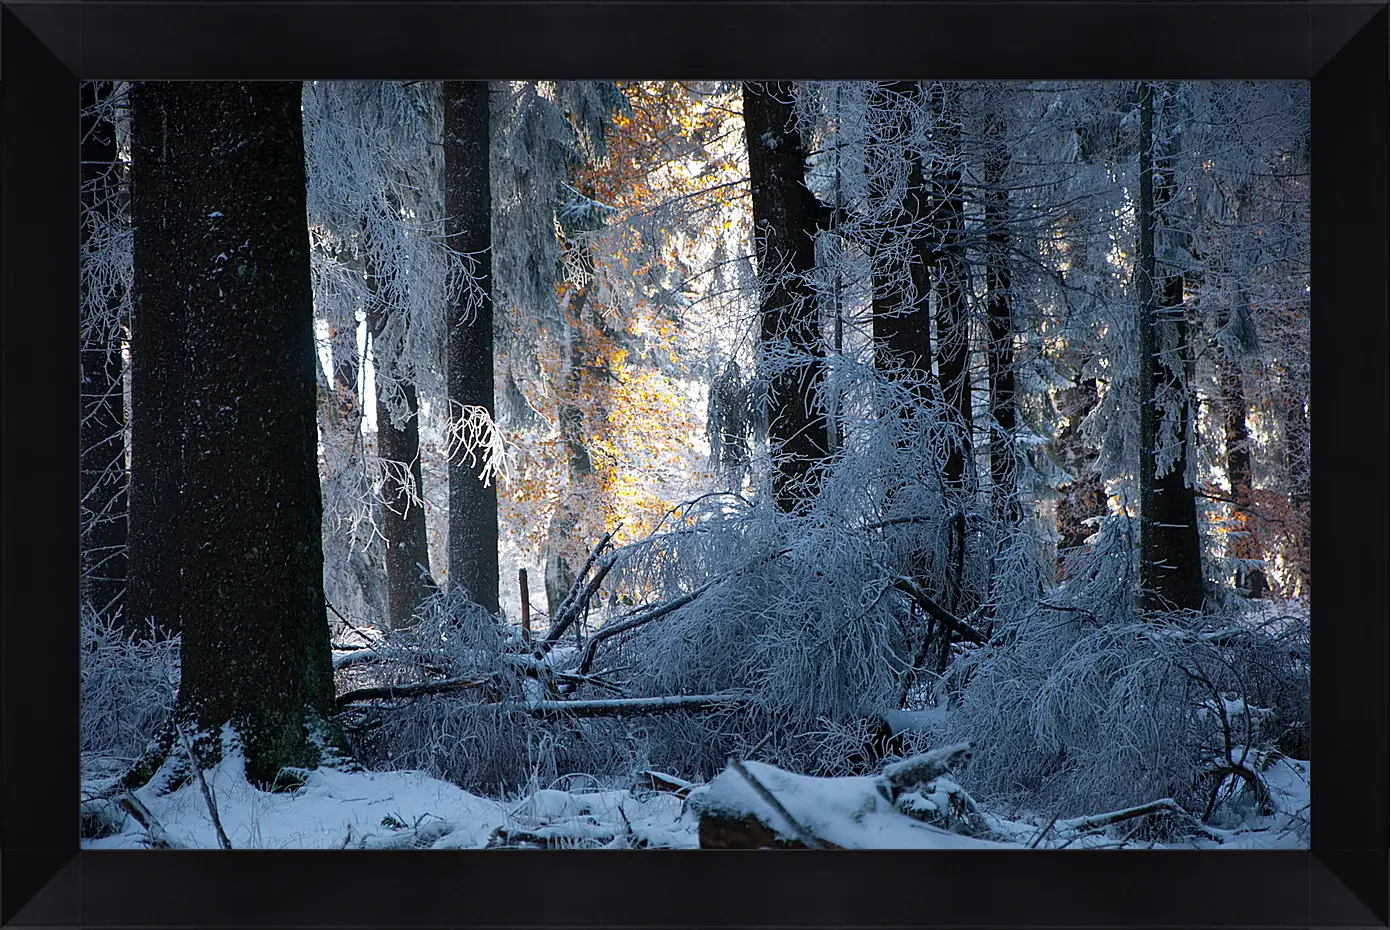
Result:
[334, 675, 493, 709]
[891, 577, 987, 645]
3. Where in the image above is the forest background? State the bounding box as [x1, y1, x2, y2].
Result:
[79, 79, 1311, 849]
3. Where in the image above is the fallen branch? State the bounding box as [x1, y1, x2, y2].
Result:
[500, 652, 626, 694]
[1055, 797, 1190, 835]
[1202, 764, 1276, 820]
[575, 576, 720, 675]
[332, 648, 385, 671]
[635, 770, 698, 798]
[1028, 813, 1060, 849]
[546, 553, 618, 646]
[334, 675, 493, 709]
[1035, 601, 1098, 621]
[879, 743, 974, 799]
[546, 531, 616, 645]
[575, 547, 791, 676]
[515, 692, 746, 720]
[117, 792, 182, 849]
[325, 598, 380, 646]
[896, 601, 935, 708]
[175, 723, 231, 849]
[891, 577, 987, 645]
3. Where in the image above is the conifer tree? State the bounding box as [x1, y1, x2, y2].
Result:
[129, 81, 336, 784]
[443, 80, 501, 616]
[1135, 82, 1205, 612]
[741, 81, 830, 511]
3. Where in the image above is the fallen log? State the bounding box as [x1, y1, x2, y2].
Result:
[729, 757, 825, 848]
[1055, 797, 1190, 835]
[879, 742, 974, 799]
[334, 675, 493, 709]
[696, 756, 1001, 850]
[514, 692, 745, 720]
[698, 812, 841, 850]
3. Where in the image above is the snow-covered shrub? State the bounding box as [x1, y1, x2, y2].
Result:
[941, 599, 1309, 820]
[582, 363, 1021, 779]
[343, 586, 643, 795]
[80, 605, 179, 779]
[594, 502, 901, 777]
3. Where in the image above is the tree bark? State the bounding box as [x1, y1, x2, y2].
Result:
[364, 229, 438, 629]
[1135, 82, 1205, 613]
[867, 82, 935, 397]
[443, 80, 501, 616]
[130, 81, 337, 786]
[741, 81, 830, 512]
[926, 83, 974, 616]
[127, 85, 190, 640]
[80, 80, 130, 623]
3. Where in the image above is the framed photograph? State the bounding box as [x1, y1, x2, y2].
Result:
[2, 1, 1385, 926]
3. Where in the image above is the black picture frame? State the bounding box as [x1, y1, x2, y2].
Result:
[2, 2, 1386, 926]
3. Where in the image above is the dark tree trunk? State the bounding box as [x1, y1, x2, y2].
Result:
[442, 80, 500, 616]
[80, 80, 129, 623]
[863, 82, 940, 642]
[130, 81, 336, 786]
[128, 86, 190, 640]
[364, 231, 438, 629]
[926, 83, 973, 615]
[741, 81, 830, 512]
[1135, 83, 1205, 613]
[982, 112, 1019, 524]
[328, 305, 361, 414]
[867, 82, 934, 398]
[1218, 352, 1269, 597]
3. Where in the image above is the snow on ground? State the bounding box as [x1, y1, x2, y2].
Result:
[84, 745, 699, 850]
[1194, 755, 1311, 850]
[83, 744, 1308, 850]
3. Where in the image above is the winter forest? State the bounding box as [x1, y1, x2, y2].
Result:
[80, 80, 1310, 850]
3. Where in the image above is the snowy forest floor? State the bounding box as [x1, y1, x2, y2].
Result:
[81, 735, 1309, 850]
[80, 546, 1312, 852]
[80, 590, 1312, 850]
